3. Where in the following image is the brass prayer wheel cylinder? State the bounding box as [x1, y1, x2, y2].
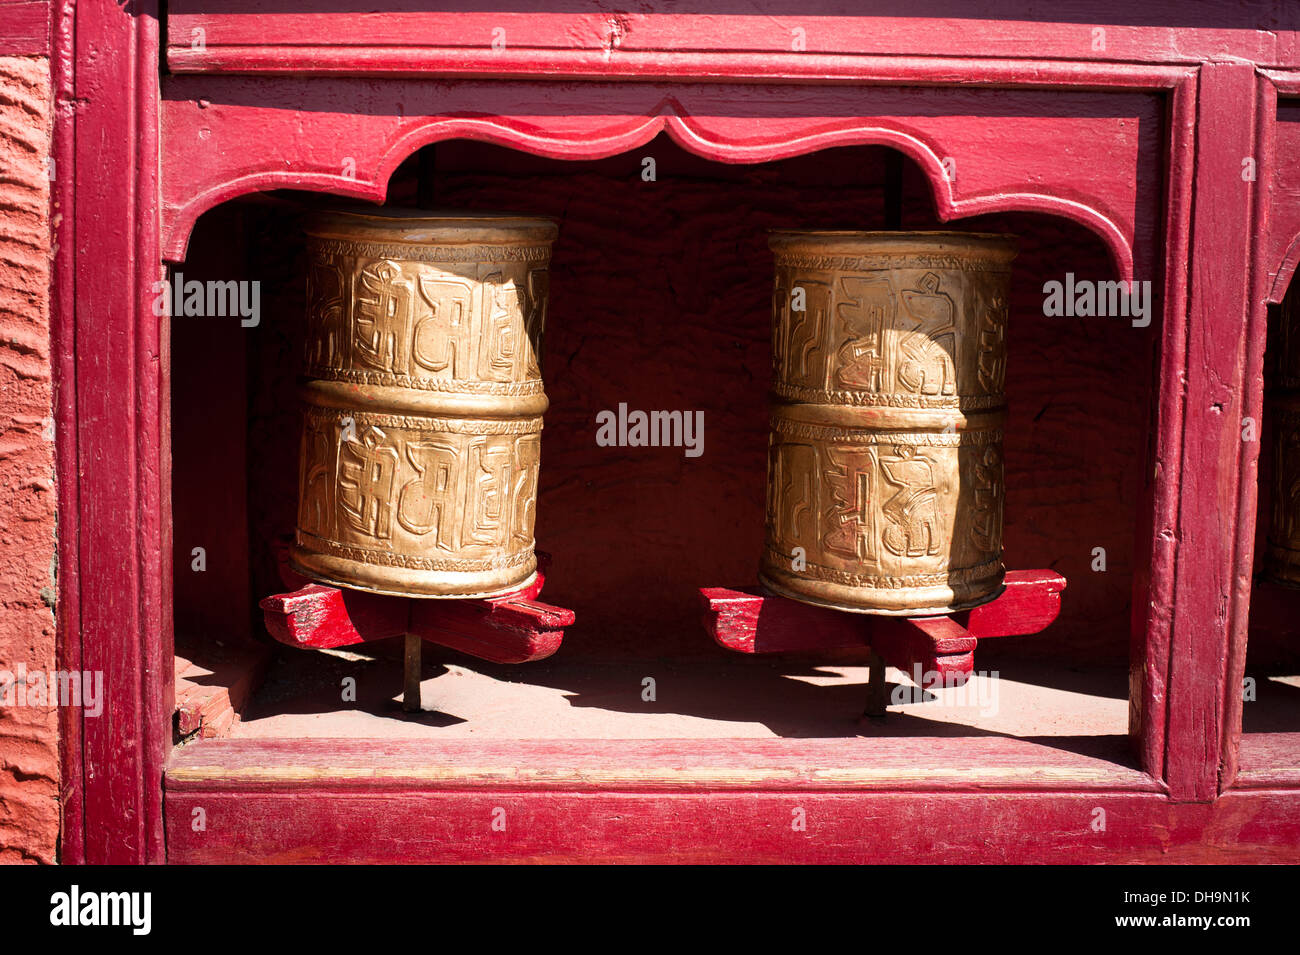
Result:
[1266, 288, 1300, 586]
[759, 231, 1016, 615]
[291, 208, 557, 598]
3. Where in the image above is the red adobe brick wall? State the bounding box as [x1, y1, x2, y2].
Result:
[0, 52, 57, 864]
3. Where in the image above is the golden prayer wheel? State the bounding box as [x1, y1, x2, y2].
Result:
[759, 231, 1016, 615]
[291, 208, 557, 598]
[1267, 286, 1300, 586]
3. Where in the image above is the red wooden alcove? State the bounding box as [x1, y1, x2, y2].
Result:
[52, 0, 1300, 863]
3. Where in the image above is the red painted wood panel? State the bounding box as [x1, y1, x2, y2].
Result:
[699, 571, 1063, 680]
[66, 0, 168, 864]
[1128, 74, 1196, 795]
[164, 2, 1300, 74]
[166, 737, 1157, 793]
[1234, 732, 1300, 789]
[50, 0, 81, 864]
[166, 789, 1300, 864]
[1221, 76, 1281, 789]
[161, 739, 1300, 865]
[1264, 89, 1300, 303]
[49, 0, 1300, 863]
[0, 0, 49, 57]
[159, 77, 1159, 279]
[1163, 62, 1260, 802]
[260, 581, 571, 663]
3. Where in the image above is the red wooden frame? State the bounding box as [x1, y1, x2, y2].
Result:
[260, 550, 572, 664]
[51, 1, 1300, 863]
[700, 570, 1066, 686]
[55, 0, 168, 865]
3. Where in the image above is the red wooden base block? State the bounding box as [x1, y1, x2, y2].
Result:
[700, 570, 1066, 689]
[260, 552, 573, 665]
[174, 638, 272, 739]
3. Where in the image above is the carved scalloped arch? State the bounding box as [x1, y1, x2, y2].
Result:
[164, 104, 1134, 281]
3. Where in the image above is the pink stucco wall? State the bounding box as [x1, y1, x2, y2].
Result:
[0, 52, 57, 864]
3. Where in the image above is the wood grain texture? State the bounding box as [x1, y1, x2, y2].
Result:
[0, 1, 49, 57]
[1234, 732, 1300, 789]
[1163, 62, 1259, 802]
[167, 736, 1155, 793]
[161, 738, 1300, 865]
[163, 3, 1300, 74]
[65, 0, 167, 864]
[50, 0, 81, 865]
[165, 788, 1300, 864]
[1222, 76, 1282, 789]
[1128, 73, 1196, 790]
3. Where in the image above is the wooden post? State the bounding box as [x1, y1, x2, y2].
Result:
[403, 633, 422, 713]
[1165, 61, 1262, 800]
[865, 650, 888, 719]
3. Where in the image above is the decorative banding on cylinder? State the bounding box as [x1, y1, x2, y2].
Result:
[291, 208, 557, 598]
[759, 230, 1016, 615]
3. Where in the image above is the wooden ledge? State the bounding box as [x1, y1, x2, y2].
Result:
[1233, 733, 1300, 790]
[167, 736, 1157, 794]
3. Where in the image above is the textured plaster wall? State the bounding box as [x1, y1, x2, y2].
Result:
[0, 53, 57, 864]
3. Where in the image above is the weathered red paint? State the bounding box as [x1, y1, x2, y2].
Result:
[261, 585, 408, 652]
[174, 641, 270, 740]
[406, 596, 570, 665]
[1164, 62, 1263, 802]
[1262, 74, 1300, 306]
[260, 560, 572, 664]
[55, 0, 168, 865]
[50, 0, 81, 866]
[258, 540, 569, 660]
[162, 3, 1300, 73]
[165, 737, 1300, 866]
[0, 0, 47, 58]
[701, 571, 1064, 685]
[41, 2, 1300, 863]
[159, 78, 1157, 275]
